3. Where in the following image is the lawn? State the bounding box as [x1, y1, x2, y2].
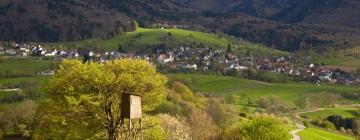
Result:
[301, 108, 359, 119]
[298, 127, 353, 140]
[168, 74, 360, 106]
[45, 27, 289, 56]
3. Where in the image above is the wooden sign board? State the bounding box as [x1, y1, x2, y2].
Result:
[121, 94, 142, 119]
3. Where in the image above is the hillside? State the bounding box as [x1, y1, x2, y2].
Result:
[1, 0, 360, 52]
[168, 74, 360, 106]
[45, 27, 289, 56]
[175, 0, 360, 28]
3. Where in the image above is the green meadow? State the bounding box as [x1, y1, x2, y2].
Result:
[0, 57, 56, 76]
[315, 56, 360, 72]
[168, 74, 360, 106]
[301, 108, 359, 119]
[44, 27, 288, 56]
[298, 127, 354, 140]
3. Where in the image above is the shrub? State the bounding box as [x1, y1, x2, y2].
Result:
[189, 109, 219, 140]
[206, 98, 226, 124]
[142, 116, 167, 140]
[157, 114, 191, 140]
[303, 120, 309, 128]
[223, 114, 290, 140]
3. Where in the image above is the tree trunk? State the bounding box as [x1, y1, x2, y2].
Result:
[108, 130, 116, 140]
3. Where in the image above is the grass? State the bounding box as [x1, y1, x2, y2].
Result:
[301, 108, 359, 119]
[315, 56, 360, 72]
[0, 91, 16, 99]
[0, 57, 56, 76]
[168, 74, 360, 106]
[44, 27, 289, 56]
[0, 76, 50, 85]
[298, 127, 353, 140]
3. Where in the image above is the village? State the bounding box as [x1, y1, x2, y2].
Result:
[0, 42, 359, 85]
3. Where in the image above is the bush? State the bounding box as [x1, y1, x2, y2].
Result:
[157, 114, 191, 140]
[223, 114, 290, 140]
[303, 120, 309, 128]
[151, 101, 184, 116]
[189, 109, 219, 140]
[206, 98, 226, 124]
[257, 96, 289, 113]
[323, 120, 336, 130]
[142, 116, 167, 140]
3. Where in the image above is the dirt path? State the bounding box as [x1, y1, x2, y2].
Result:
[289, 108, 324, 140]
[290, 124, 306, 140]
[296, 108, 325, 114]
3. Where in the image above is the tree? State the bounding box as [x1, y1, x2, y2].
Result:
[223, 114, 290, 140]
[206, 98, 226, 124]
[353, 118, 360, 138]
[157, 114, 191, 140]
[226, 43, 232, 53]
[294, 96, 309, 109]
[189, 109, 219, 140]
[118, 45, 126, 53]
[226, 94, 240, 104]
[44, 59, 167, 140]
[0, 100, 38, 137]
[171, 82, 194, 102]
[0, 56, 4, 63]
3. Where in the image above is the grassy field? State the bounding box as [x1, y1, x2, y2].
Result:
[0, 76, 50, 85]
[0, 57, 56, 76]
[0, 90, 16, 99]
[168, 74, 360, 106]
[44, 27, 289, 56]
[298, 127, 354, 140]
[315, 56, 360, 72]
[301, 108, 359, 119]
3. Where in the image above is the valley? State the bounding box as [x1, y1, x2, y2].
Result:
[0, 0, 359, 139]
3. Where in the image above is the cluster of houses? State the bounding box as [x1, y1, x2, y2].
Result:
[1, 42, 359, 85]
[0, 42, 80, 58]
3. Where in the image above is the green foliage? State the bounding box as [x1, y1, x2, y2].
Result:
[226, 94, 240, 104]
[42, 59, 167, 139]
[257, 96, 289, 113]
[223, 114, 291, 140]
[171, 81, 195, 102]
[303, 120, 310, 128]
[0, 100, 38, 137]
[302, 108, 359, 120]
[295, 96, 309, 109]
[151, 101, 185, 116]
[311, 119, 336, 130]
[142, 116, 167, 140]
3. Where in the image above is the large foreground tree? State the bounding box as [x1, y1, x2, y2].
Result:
[44, 59, 167, 140]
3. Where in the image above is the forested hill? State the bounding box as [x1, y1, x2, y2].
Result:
[1, 0, 360, 52]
